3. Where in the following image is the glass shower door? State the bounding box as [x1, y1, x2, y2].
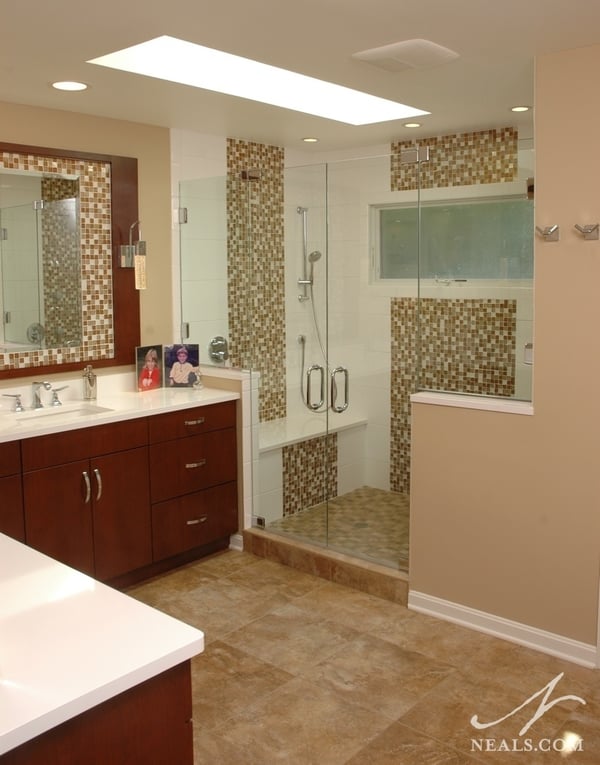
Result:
[0, 202, 42, 348]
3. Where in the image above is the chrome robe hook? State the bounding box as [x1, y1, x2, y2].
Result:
[535, 225, 559, 242]
[574, 223, 599, 240]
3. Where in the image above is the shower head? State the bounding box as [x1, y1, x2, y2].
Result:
[308, 250, 322, 262]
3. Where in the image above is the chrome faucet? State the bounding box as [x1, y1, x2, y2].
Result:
[32, 380, 52, 409]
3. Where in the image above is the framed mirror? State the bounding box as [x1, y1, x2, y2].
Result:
[0, 142, 140, 379]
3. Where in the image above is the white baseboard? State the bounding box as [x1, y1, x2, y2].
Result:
[408, 590, 598, 669]
[229, 533, 244, 552]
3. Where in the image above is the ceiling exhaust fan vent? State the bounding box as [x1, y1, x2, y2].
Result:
[352, 39, 459, 73]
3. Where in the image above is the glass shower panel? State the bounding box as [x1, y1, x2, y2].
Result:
[416, 139, 534, 402]
[325, 154, 413, 568]
[0, 202, 42, 348]
[178, 176, 229, 355]
[260, 162, 330, 548]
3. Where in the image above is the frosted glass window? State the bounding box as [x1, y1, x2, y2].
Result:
[377, 198, 533, 279]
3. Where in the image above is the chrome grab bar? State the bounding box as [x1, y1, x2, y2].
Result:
[306, 364, 325, 410]
[331, 366, 349, 413]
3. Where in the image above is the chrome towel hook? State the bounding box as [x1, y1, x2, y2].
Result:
[535, 225, 559, 242]
[574, 223, 599, 240]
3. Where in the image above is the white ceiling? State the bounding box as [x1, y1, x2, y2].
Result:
[1, 0, 600, 152]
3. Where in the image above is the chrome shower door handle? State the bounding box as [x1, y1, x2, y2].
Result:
[330, 366, 349, 413]
[306, 364, 325, 410]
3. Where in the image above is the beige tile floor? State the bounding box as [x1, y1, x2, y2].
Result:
[128, 550, 600, 765]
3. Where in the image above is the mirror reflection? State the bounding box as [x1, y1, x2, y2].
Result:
[0, 170, 81, 352]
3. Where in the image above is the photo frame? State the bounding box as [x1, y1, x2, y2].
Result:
[164, 343, 201, 388]
[136, 345, 163, 391]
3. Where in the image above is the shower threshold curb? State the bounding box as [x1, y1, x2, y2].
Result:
[243, 528, 408, 606]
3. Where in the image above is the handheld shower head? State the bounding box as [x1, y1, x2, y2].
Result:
[308, 250, 322, 284]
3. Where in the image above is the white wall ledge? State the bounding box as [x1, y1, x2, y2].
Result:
[410, 391, 533, 416]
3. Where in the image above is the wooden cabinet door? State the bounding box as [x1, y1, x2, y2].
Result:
[23, 460, 95, 576]
[92, 447, 152, 581]
[0, 441, 24, 541]
[0, 474, 25, 541]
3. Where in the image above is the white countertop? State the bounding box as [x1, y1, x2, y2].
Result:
[0, 533, 205, 755]
[0, 385, 239, 444]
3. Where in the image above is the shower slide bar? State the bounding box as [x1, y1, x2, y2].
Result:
[305, 364, 349, 413]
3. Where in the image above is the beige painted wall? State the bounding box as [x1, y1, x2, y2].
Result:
[410, 44, 600, 645]
[0, 101, 172, 345]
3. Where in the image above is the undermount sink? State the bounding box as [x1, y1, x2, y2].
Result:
[15, 404, 114, 422]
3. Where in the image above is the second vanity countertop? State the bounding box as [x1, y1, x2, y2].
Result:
[0, 533, 205, 755]
[0, 385, 239, 444]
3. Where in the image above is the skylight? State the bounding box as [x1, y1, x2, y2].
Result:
[87, 36, 429, 126]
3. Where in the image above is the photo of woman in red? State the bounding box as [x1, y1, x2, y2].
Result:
[137, 346, 161, 391]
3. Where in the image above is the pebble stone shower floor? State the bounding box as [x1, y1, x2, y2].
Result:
[266, 486, 410, 569]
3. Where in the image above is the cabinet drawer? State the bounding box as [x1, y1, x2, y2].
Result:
[0, 440, 21, 477]
[22, 418, 148, 471]
[149, 428, 236, 502]
[148, 400, 235, 444]
[152, 482, 238, 561]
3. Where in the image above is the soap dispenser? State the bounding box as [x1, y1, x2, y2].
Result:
[83, 365, 97, 400]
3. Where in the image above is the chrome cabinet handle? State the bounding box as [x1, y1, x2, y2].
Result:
[93, 468, 103, 501]
[185, 459, 207, 469]
[186, 516, 208, 526]
[184, 417, 205, 427]
[306, 364, 325, 410]
[331, 366, 349, 413]
[82, 471, 91, 504]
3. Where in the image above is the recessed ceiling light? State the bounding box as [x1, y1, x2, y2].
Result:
[88, 36, 430, 126]
[52, 81, 88, 91]
[302, 137, 318, 143]
[403, 122, 421, 128]
[511, 105, 530, 112]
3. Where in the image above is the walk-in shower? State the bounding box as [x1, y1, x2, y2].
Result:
[178, 136, 534, 575]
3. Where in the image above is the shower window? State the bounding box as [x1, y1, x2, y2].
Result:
[372, 196, 534, 281]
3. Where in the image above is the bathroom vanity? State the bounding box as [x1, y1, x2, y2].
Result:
[0, 533, 204, 763]
[0, 386, 240, 586]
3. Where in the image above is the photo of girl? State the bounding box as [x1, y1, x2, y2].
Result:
[136, 346, 162, 391]
[164, 344, 202, 388]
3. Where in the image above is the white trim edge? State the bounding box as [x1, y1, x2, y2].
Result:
[229, 533, 244, 552]
[410, 391, 534, 415]
[408, 590, 598, 669]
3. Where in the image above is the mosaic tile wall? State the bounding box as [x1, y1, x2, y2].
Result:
[41, 177, 81, 348]
[226, 139, 286, 422]
[391, 127, 518, 190]
[390, 297, 516, 493]
[0, 152, 112, 371]
[282, 434, 338, 516]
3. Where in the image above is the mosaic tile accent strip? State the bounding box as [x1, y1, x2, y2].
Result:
[390, 297, 516, 492]
[268, 486, 409, 568]
[391, 127, 518, 190]
[282, 434, 337, 517]
[226, 139, 286, 422]
[0, 152, 112, 371]
[40, 177, 81, 348]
